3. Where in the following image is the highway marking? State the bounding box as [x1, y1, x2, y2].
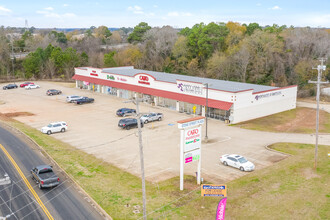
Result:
[0, 144, 54, 220]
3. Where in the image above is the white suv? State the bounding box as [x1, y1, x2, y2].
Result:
[41, 122, 68, 135]
[66, 95, 83, 103]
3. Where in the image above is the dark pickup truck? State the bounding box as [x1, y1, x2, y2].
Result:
[74, 97, 94, 104]
[31, 165, 60, 189]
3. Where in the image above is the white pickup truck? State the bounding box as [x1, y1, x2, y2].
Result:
[140, 113, 163, 124]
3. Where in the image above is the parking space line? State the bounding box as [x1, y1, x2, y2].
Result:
[145, 168, 172, 178]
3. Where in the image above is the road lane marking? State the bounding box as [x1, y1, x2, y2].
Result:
[0, 144, 54, 220]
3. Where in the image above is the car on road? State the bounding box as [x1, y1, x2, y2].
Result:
[20, 82, 34, 87]
[25, 84, 40, 89]
[116, 108, 136, 117]
[74, 97, 94, 104]
[220, 154, 255, 171]
[46, 89, 62, 96]
[31, 165, 60, 189]
[141, 112, 163, 123]
[66, 95, 83, 103]
[118, 118, 144, 130]
[3, 84, 18, 90]
[41, 121, 68, 135]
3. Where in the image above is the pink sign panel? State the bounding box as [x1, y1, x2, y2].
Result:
[185, 157, 192, 163]
[216, 197, 227, 220]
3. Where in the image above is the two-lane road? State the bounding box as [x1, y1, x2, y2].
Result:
[0, 124, 107, 220]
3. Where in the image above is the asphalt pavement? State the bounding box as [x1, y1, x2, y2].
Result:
[0, 124, 107, 220]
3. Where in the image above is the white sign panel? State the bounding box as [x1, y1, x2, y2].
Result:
[184, 126, 201, 152]
[184, 149, 200, 164]
[178, 118, 204, 129]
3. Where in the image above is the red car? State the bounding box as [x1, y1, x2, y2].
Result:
[20, 82, 34, 87]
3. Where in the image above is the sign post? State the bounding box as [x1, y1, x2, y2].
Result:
[178, 116, 205, 190]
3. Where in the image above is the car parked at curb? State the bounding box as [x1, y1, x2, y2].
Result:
[31, 165, 60, 189]
[141, 112, 163, 124]
[41, 121, 68, 135]
[3, 84, 18, 90]
[66, 95, 83, 103]
[46, 89, 62, 96]
[74, 97, 94, 104]
[116, 108, 136, 117]
[25, 84, 40, 89]
[118, 118, 144, 130]
[220, 154, 255, 171]
[20, 82, 34, 87]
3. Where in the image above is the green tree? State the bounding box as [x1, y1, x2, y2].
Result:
[104, 51, 117, 67]
[23, 48, 43, 78]
[127, 22, 151, 43]
[243, 23, 261, 36]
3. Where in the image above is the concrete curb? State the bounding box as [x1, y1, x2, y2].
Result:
[0, 121, 112, 220]
[264, 143, 292, 157]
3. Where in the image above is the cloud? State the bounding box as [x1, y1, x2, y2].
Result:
[127, 5, 144, 14]
[167, 11, 192, 17]
[0, 6, 11, 15]
[44, 7, 54, 11]
[63, 4, 69, 7]
[153, 5, 158, 8]
[256, 3, 261, 6]
[270, 6, 281, 10]
[36, 10, 76, 18]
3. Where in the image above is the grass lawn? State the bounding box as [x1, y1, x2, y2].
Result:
[2, 117, 330, 219]
[235, 107, 330, 133]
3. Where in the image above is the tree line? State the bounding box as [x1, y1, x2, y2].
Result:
[0, 22, 329, 95]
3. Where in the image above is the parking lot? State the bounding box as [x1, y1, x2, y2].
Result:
[0, 81, 291, 184]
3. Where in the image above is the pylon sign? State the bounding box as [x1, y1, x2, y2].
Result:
[177, 116, 205, 190]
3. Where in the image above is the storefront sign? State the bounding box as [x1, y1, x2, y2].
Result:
[90, 70, 98, 77]
[184, 127, 201, 152]
[177, 81, 203, 95]
[184, 149, 200, 163]
[107, 75, 115, 80]
[201, 184, 227, 197]
[255, 91, 282, 100]
[117, 77, 127, 82]
[138, 75, 150, 85]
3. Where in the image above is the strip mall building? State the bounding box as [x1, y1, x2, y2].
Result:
[73, 66, 297, 124]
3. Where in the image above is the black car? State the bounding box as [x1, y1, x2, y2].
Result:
[74, 97, 94, 104]
[118, 118, 144, 130]
[46, 89, 62, 96]
[116, 108, 136, 117]
[3, 84, 18, 90]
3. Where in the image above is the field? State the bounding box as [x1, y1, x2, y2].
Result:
[235, 107, 330, 133]
[1, 115, 329, 219]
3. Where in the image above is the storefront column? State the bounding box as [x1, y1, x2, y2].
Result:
[117, 90, 120, 98]
[88, 84, 91, 90]
[102, 85, 105, 93]
[202, 106, 206, 117]
[154, 97, 158, 106]
[176, 101, 180, 112]
[75, 81, 78, 88]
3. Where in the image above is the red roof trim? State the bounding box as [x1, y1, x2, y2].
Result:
[72, 75, 233, 111]
[253, 85, 297, 94]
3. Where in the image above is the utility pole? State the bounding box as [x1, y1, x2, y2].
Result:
[308, 58, 328, 170]
[132, 98, 147, 220]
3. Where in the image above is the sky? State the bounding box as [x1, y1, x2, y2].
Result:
[0, 0, 329, 28]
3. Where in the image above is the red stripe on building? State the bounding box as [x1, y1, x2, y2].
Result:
[72, 75, 233, 111]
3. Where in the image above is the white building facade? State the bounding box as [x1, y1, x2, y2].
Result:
[73, 66, 297, 124]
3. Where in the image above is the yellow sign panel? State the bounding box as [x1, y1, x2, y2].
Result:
[193, 106, 196, 114]
[201, 184, 227, 197]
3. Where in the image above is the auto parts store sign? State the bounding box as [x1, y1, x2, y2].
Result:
[184, 127, 201, 152]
